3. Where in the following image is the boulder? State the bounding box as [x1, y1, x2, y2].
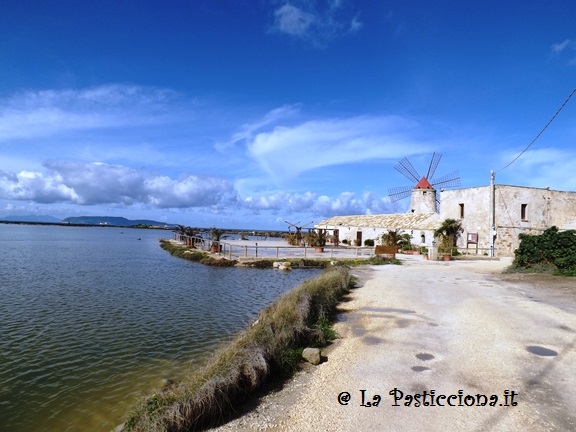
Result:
[302, 347, 321, 365]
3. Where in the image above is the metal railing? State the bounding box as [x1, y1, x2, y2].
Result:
[220, 242, 376, 260]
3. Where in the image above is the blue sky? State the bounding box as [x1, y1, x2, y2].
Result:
[0, 0, 575, 229]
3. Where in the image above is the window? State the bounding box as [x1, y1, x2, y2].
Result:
[459, 203, 465, 218]
[521, 204, 528, 221]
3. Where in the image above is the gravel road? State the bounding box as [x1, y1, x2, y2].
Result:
[212, 257, 576, 432]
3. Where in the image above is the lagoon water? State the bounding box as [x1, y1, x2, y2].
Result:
[0, 224, 319, 431]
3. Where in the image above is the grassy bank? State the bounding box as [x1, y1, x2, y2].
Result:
[123, 266, 351, 431]
[159, 239, 238, 267]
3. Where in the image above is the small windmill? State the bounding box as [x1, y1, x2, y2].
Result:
[285, 220, 314, 243]
[388, 152, 460, 213]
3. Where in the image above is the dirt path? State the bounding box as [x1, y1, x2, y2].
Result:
[212, 258, 576, 432]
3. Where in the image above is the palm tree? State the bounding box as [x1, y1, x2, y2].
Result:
[434, 218, 463, 253]
[382, 230, 402, 248]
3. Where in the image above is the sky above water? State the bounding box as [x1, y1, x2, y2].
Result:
[1, 0, 575, 229]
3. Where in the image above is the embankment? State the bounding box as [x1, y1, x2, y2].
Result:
[122, 266, 351, 431]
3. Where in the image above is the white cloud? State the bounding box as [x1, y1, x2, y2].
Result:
[0, 161, 238, 209]
[243, 190, 397, 218]
[216, 104, 300, 151]
[552, 39, 573, 53]
[270, 0, 362, 45]
[551, 39, 576, 64]
[274, 4, 315, 37]
[498, 148, 576, 190]
[245, 115, 431, 181]
[0, 85, 177, 141]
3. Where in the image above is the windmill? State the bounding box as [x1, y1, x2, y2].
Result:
[285, 220, 314, 243]
[388, 152, 460, 213]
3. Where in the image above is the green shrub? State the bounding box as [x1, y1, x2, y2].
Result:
[364, 239, 375, 246]
[510, 226, 576, 275]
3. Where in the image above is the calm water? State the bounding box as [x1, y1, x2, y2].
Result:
[0, 224, 319, 432]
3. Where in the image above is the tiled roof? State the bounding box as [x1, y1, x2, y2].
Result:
[316, 212, 441, 230]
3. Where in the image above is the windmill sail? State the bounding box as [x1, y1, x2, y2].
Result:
[394, 157, 421, 183]
[426, 152, 442, 180]
[388, 185, 414, 202]
[388, 153, 461, 212]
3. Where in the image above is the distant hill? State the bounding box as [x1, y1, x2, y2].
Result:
[1, 215, 62, 223]
[62, 216, 176, 228]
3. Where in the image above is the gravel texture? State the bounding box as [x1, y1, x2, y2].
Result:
[211, 257, 576, 431]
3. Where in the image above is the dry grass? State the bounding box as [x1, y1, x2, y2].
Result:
[123, 267, 350, 431]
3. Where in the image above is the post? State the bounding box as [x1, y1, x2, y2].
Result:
[489, 170, 496, 257]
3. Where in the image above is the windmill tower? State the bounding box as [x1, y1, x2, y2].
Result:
[388, 153, 461, 213]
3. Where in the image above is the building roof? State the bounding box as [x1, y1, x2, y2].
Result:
[316, 212, 441, 230]
[415, 177, 433, 189]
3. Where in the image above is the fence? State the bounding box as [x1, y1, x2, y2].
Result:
[171, 233, 375, 260]
[220, 242, 377, 260]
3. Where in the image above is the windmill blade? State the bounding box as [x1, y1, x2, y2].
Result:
[426, 152, 442, 181]
[388, 185, 413, 202]
[394, 157, 421, 183]
[431, 171, 461, 189]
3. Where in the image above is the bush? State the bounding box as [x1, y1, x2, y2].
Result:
[510, 226, 576, 275]
[364, 239, 375, 246]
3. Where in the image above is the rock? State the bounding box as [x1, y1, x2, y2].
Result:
[160, 378, 174, 390]
[273, 261, 281, 268]
[278, 262, 292, 271]
[302, 347, 321, 365]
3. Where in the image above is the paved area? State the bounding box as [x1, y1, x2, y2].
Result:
[213, 256, 576, 432]
[219, 239, 375, 260]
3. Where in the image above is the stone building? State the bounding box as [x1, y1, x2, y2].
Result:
[440, 183, 576, 256]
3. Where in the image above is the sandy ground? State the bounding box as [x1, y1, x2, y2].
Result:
[211, 256, 576, 432]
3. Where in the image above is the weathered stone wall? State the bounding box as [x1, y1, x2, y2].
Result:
[410, 188, 437, 214]
[441, 185, 576, 256]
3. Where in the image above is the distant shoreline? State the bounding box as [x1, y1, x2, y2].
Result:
[0, 220, 173, 229]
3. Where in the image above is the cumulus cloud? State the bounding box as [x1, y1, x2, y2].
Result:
[0, 84, 177, 141]
[243, 114, 431, 181]
[0, 161, 237, 209]
[243, 190, 397, 218]
[270, 0, 361, 45]
[0, 158, 400, 219]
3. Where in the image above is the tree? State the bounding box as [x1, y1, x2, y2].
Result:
[382, 230, 402, 247]
[434, 218, 463, 253]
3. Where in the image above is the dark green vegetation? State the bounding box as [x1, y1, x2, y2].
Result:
[123, 267, 352, 431]
[508, 226, 576, 276]
[434, 218, 463, 254]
